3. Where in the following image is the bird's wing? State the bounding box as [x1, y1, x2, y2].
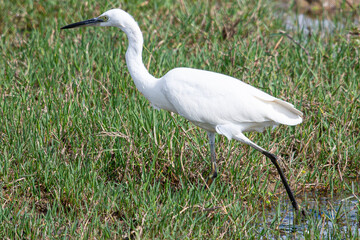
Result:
[161, 68, 302, 132]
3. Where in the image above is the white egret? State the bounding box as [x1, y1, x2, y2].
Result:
[61, 9, 305, 215]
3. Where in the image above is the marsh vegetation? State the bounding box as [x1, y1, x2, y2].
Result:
[1, 0, 359, 238]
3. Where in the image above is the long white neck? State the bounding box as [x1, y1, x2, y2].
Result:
[116, 13, 171, 111]
[122, 22, 157, 96]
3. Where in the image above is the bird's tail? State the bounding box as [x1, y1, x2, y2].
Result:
[269, 99, 303, 126]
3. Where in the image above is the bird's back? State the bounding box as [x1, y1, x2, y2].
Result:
[160, 67, 302, 133]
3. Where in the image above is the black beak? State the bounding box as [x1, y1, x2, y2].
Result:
[61, 17, 104, 29]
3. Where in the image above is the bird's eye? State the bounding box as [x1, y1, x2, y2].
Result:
[99, 15, 109, 22]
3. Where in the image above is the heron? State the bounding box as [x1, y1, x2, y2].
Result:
[61, 8, 305, 215]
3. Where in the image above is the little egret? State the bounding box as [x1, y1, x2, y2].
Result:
[61, 9, 305, 215]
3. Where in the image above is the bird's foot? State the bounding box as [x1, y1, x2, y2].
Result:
[204, 161, 217, 189]
[204, 172, 217, 189]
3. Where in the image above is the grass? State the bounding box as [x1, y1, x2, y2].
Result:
[1, 0, 360, 238]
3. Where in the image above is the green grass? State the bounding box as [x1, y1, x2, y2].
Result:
[1, 0, 360, 238]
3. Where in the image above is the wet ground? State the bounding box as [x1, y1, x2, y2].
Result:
[277, 0, 359, 38]
[263, 192, 360, 238]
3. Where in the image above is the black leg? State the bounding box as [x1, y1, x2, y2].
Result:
[262, 151, 306, 217]
[232, 131, 306, 216]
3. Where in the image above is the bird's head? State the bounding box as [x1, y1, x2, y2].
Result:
[61, 9, 135, 31]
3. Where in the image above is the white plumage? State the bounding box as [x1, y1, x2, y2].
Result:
[62, 9, 305, 215]
[161, 67, 302, 132]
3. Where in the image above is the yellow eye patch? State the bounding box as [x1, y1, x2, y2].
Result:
[98, 15, 108, 22]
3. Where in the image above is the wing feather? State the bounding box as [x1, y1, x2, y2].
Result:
[161, 68, 302, 132]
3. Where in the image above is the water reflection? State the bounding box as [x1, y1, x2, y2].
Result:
[284, 13, 340, 36]
[276, 0, 360, 37]
[263, 194, 360, 239]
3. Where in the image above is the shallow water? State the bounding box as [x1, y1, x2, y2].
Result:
[262, 193, 360, 239]
[277, 1, 359, 38]
[284, 13, 340, 36]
